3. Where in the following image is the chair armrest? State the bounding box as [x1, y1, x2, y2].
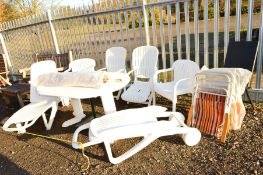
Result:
[98, 67, 107, 71]
[19, 67, 30, 78]
[64, 68, 71, 72]
[153, 68, 174, 83]
[173, 78, 193, 95]
[128, 69, 134, 76]
[116, 68, 126, 73]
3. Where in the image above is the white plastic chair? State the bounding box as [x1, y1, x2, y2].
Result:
[66, 58, 96, 72]
[121, 46, 159, 105]
[72, 106, 201, 164]
[3, 61, 60, 133]
[62, 58, 96, 106]
[153, 60, 200, 111]
[99, 47, 127, 100]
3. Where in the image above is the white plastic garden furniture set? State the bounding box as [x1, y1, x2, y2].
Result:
[3, 45, 202, 164]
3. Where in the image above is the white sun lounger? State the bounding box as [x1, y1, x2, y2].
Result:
[3, 61, 60, 133]
[72, 106, 201, 164]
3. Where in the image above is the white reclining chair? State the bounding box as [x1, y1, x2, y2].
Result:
[3, 61, 60, 133]
[154, 60, 200, 111]
[99, 47, 127, 100]
[121, 46, 158, 105]
[72, 106, 201, 164]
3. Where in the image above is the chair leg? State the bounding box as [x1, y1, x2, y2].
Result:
[116, 89, 122, 100]
[104, 135, 157, 164]
[89, 98, 96, 118]
[152, 92, 156, 105]
[172, 95, 178, 112]
[44, 102, 58, 130]
[245, 88, 255, 110]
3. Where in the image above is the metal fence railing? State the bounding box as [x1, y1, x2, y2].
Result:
[0, 0, 262, 101]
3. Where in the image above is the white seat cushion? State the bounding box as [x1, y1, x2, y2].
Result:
[154, 81, 193, 101]
[121, 81, 151, 103]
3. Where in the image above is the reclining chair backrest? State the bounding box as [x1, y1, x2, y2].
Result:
[172, 60, 200, 83]
[30, 60, 58, 103]
[35, 52, 72, 71]
[132, 46, 159, 80]
[224, 41, 258, 72]
[69, 58, 96, 72]
[106, 47, 127, 72]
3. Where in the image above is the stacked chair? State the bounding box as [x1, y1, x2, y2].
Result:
[187, 41, 258, 143]
[0, 54, 30, 108]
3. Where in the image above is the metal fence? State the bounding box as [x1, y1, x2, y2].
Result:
[0, 0, 262, 101]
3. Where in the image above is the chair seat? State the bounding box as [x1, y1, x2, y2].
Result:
[154, 81, 193, 101]
[121, 81, 151, 103]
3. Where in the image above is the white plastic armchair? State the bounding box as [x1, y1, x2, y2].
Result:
[72, 106, 201, 164]
[61, 58, 96, 106]
[121, 46, 159, 105]
[153, 60, 200, 111]
[66, 58, 96, 72]
[100, 47, 127, 73]
[3, 61, 60, 133]
[98, 47, 127, 100]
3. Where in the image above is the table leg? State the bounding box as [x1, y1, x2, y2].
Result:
[101, 92, 116, 115]
[62, 98, 86, 127]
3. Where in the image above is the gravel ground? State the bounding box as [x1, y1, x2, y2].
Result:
[0, 94, 262, 175]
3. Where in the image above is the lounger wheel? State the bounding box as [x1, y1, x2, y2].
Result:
[181, 128, 201, 146]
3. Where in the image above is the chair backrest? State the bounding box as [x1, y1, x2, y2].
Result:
[172, 60, 200, 82]
[34, 51, 73, 71]
[224, 41, 258, 72]
[30, 60, 58, 102]
[69, 58, 96, 72]
[106, 47, 127, 72]
[132, 46, 159, 79]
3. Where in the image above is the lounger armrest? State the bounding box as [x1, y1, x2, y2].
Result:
[153, 68, 174, 83]
[19, 67, 30, 78]
[72, 122, 91, 149]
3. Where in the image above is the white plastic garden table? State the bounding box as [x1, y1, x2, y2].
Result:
[37, 72, 130, 127]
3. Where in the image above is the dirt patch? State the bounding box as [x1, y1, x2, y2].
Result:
[0, 95, 262, 175]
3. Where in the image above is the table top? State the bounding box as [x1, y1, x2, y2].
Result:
[37, 72, 130, 99]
